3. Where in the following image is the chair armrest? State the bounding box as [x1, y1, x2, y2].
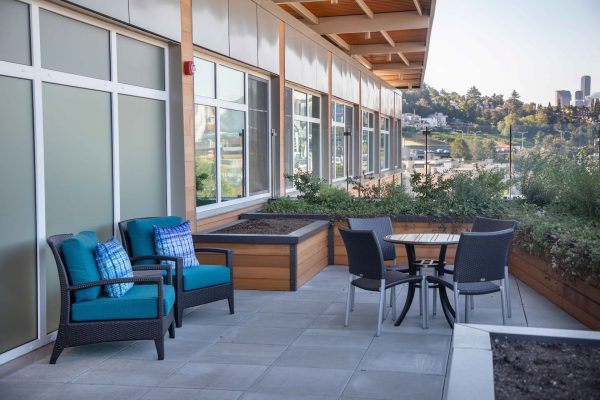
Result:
[195, 247, 233, 268]
[68, 276, 165, 319]
[131, 264, 173, 285]
[130, 254, 179, 264]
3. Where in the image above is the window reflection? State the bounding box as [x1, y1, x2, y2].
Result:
[217, 65, 244, 103]
[194, 58, 215, 98]
[195, 105, 217, 206]
[219, 109, 245, 201]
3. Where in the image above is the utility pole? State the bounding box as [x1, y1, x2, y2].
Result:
[422, 126, 430, 176]
[509, 125, 513, 199]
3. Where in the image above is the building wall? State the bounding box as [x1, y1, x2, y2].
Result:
[0, 0, 405, 364]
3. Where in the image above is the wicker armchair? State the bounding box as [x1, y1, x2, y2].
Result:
[118, 217, 234, 328]
[47, 234, 176, 364]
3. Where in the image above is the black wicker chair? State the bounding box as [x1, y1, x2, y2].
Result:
[426, 229, 514, 326]
[47, 234, 176, 364]
[444, 217, 517, 318]
[118, 217, 234, 328]
[339, 227, 425, 336]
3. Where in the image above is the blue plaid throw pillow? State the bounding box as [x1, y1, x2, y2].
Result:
[95, 237, 134, 298]
[154, 220, 199, 268]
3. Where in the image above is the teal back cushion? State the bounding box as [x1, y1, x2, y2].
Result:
[127, 216, 182, 264]
[61, 231, 101, 301]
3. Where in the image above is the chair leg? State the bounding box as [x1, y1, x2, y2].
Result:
[154, 338, 165, 360]
[376, 279, 385, 337]
[228, 294, 235, 314]
[175, 302, 183, 328]
[500, 284, 507, 326]
[345, 275, 352, 327]
[350, 284, 356, 312]
[49, 332, 65, 364]
[432, 287, 437, 316]
[504, 266, 512, 318]
[169, 321, 176, 339]
[453, 288, 460, 325]
[470, 295, 475, 310]
[422, 276, 428, 329]
[464, 295, 469, 323]
[391, 286, 397, 321]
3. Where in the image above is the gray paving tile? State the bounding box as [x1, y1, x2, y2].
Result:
[140, 387, 243, 400]
[258, 300, 330, 315]
[369, 332, 450, 354]
[41, 383, 148, 400]
[0, 381, 59, 399]
[219, 326, 303, 346]
[293, 329, 374, 349]
[250, 366, 353, 397]
[343, 370, 444, 400]
[72, 358, 184, 386]
[243, 312, 316, 329]
[284, 289, 344, 302]
[242, 393, 337, 400]
[309, 314, 383, 333]
[173, 323, 233, 342]
[359, 349, 447, 375]
[202, 297, 267, 313]
[274, 346, 365, 370]
[1, 357, 98, 383]
[113, 339, 214, 361]
[59, 341, 132, 359]
[161, 362, 267, 390]
[192, 342, 287, 365]
[183, 308, 254, 326]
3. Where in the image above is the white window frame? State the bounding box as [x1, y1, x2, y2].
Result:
[380, 116, 390, 172]
[331, 99, 353, 182]
[290, 86, 321, 176]
[361, 109, 375, 174]
[193, 53, 272, 215]
[0, 0, 170, 365]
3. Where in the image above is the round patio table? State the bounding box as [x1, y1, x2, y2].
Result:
[384, 233, 460, 328]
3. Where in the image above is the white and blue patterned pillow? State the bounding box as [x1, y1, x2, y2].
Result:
[95, 237, 134, 298]
[154, 220, 199, 268]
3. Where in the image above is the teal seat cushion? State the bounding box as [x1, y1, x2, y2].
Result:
[61, 231, 101, 301]
[71, 284, 175, 322]
[162, 265, 231, 291]
[127, 216, 181, 264]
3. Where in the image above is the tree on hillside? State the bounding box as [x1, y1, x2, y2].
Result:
[451, 137, 471, 160]
[474, 138, 496, 160]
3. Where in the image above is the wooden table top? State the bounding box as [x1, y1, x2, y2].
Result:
[384, 233, 460, 245]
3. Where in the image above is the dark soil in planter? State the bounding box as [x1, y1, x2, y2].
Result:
[213, 219, 314, 235]
[493, 338, 600, 400]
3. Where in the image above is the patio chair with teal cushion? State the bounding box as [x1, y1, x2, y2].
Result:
[118, 216, 234, 328]
[47, 233, 176, 364]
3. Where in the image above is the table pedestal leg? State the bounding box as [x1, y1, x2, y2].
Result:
[394, 244, 418, 326]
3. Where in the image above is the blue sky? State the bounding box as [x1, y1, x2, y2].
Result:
[425, 0, 600, 105]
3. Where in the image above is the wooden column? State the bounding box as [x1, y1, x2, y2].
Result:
[326, 51, 332, 182]
[180, 0, 196, 230]
[278, 21, 286, 197]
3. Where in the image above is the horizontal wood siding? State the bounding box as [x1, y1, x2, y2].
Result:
[333, 221, 470, 265]
[509, 250, 600, 330]
[196, 202, 266, 232]
[296, 229, 329, 287]
[195, 241, 291, 290]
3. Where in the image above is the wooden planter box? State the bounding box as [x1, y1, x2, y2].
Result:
[509, 249, 600, 330]
[193, 220, 329, 291]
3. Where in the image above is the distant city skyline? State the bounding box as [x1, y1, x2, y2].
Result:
[425, 0, 600, 105]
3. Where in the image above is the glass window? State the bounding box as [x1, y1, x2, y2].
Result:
[309, 122, 320, 174]
[248, 76, 269, 196]
[217, 65, 245, 103]
[284, 88, 294, 189]
[293, 91, 307, 116]
[219, 109, 245, 201]
[195, 105, 217, 205]
[293, 120, 308, 171]
[290, 89, 321, 177]
[380, 117, 390, 171]
[362, 110, 374, 173]
[194, 58, 215, 98]
[309, 95, 320, 118]
[0, 0, 31, 66]
[117, 34, 165, 90]
[331, 101, 352, 181]
[40, 9, 110, 80]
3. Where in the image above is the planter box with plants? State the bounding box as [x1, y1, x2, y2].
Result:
[444, 324, 600, 400]
[193, 218, 329, 291]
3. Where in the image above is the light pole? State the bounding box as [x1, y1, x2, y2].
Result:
[509, 125, 513, 199]
[422, 126, 430, 176]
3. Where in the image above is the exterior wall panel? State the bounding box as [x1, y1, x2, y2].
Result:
[257, 7, 279, 75]
[129, 0, 181, 42]
[229, 0, 258, 67]
[192, 0, 229, 56]
[284, 25, 302, 85]
[66, 0, 129, 22]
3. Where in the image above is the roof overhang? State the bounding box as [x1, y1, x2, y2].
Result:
[274, 0, 437, 89]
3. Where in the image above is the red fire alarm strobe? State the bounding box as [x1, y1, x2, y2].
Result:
[183, 61, 196, 75]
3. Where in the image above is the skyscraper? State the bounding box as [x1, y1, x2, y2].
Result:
[555, 90, 571, 107]
[575, 90, 583, 100]
[581, 75, 591, 97]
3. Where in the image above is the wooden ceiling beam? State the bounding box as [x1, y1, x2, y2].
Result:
[354, 0, 374, 19]
[349, 42, 425, 55]
[413, 0, 423, 16]
[326, 33, 351, 51]
[272, 0, 331, 3]
[352, 55, 372, 69]
[312, 12, 429, 34]
[288, 2, 319, 24]
[380, 31, 395, 47]
[397, 52, 410, 66]
[372, 62, 423, 71]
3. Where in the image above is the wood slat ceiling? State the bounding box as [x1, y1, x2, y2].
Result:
[276, 0, 435, 89]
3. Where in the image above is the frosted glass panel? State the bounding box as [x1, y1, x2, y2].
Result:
[43, 83, 113, 332]
[40, 9, 110, 80]
[117, 34, 165, 90]
[119, 95, 167, 220]
[0, 0, 31, 65]
[0, 76, 37, 353]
